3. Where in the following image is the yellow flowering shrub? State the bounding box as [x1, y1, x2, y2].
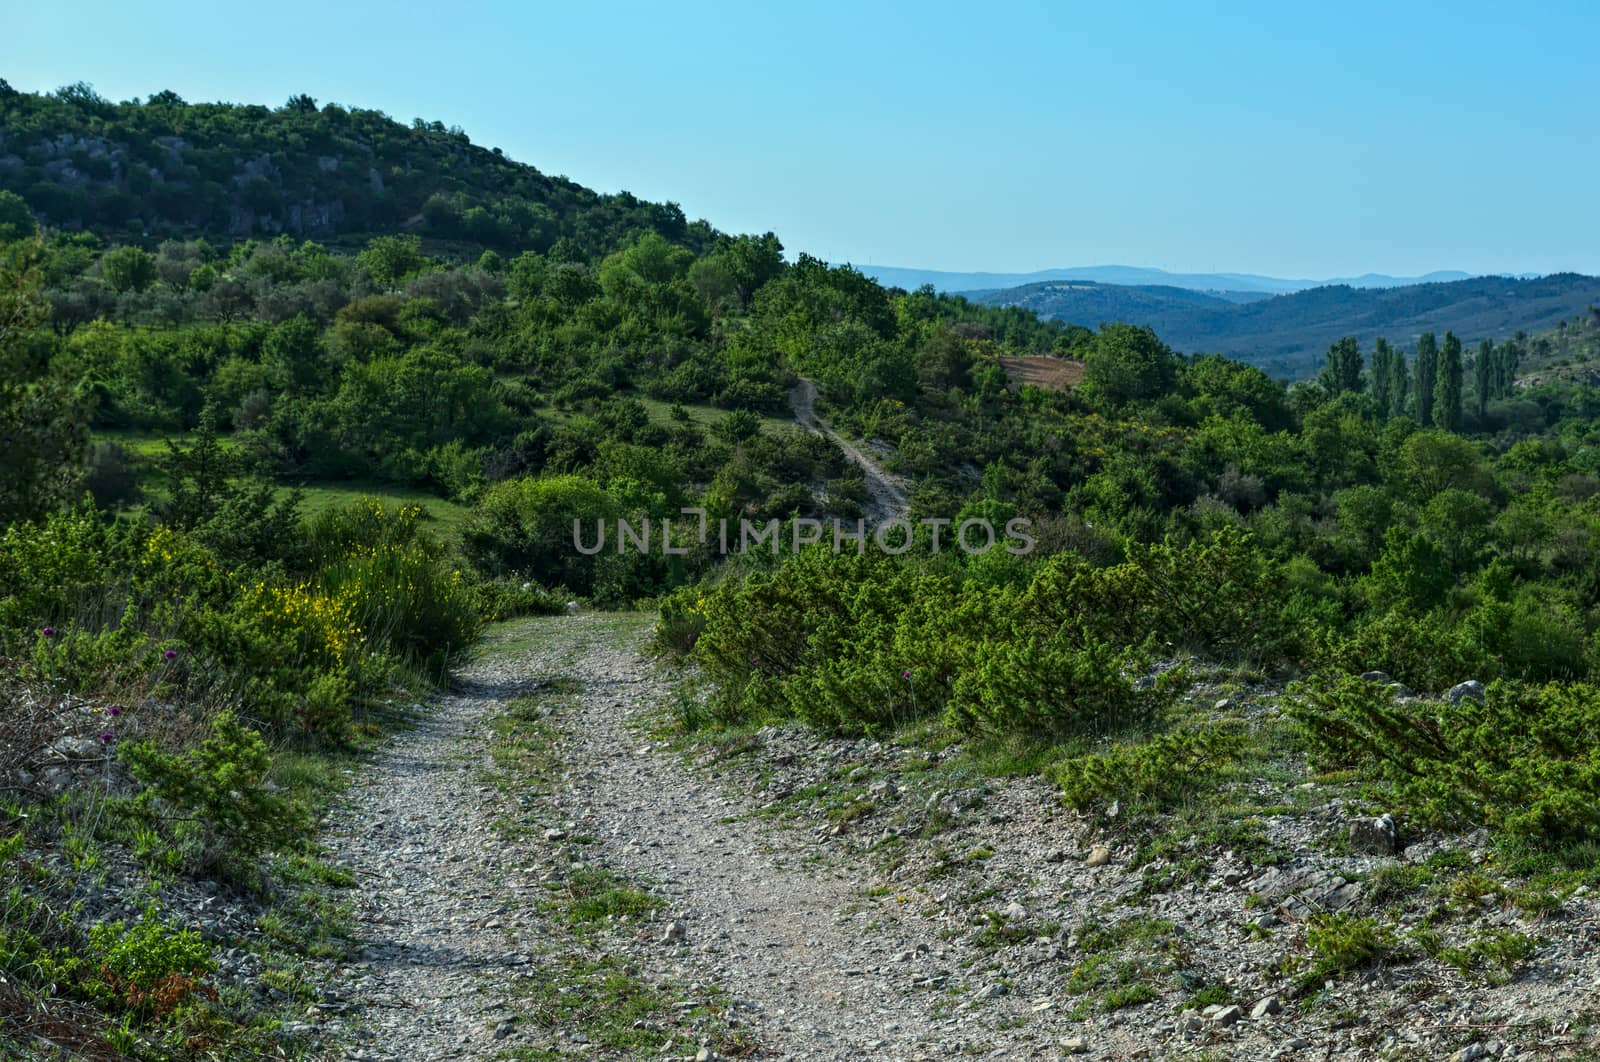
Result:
[317, 542, 479, 664]
[234, 579, 362, 671]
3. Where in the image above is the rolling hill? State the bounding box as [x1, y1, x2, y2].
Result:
[5, 82, 1587, 382]
[857, 263, 1474, 296]
[0, 80, 718, 257]
[968, 274, 1600, 377]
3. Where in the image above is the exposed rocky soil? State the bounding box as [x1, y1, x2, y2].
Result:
[317, 614, 1600, 1060]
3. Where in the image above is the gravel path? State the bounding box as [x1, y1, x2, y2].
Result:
[322, 613, 1036, 1060]
[319, 657, 540, 1057]
[542, 614, 962, 1059]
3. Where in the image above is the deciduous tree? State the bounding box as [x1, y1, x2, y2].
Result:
[100, 245, 157, 293]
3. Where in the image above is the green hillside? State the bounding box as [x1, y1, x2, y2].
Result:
[0, 79, 714, 257]
[1513, 309, 1600, 387]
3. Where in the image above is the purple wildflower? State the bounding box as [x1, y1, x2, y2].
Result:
[42, 626, 55, 638]
[107, 705, 123, 717]
[163, 649, 177, 660]
[99, 732, 114, 744]
[902, 669, 912, 679]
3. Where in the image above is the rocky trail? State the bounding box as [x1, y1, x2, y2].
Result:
[317, 614, 1600, 1060]
[789, 379, 910, 525]
[320, 613, 1085, 1059]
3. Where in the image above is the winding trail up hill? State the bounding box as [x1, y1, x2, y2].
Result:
[790, 378, 910, 526]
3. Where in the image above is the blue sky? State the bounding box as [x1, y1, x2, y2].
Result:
[4, 1, 1597, 277]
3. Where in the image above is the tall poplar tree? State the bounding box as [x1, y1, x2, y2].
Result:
[1497, 340, 1520, 397]
[1371, 337, 1393, 416]
[1390, 348, 1411, 418]
[1473, 339, 1493, 418]
[1322, 336, 1363, 394]
[1414, 332, 1438, 428]
[1435, 331, 1463, 432]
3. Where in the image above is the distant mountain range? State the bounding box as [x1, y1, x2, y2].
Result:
[963, 274, 1600, 378]
[855, 264, 1478, 297]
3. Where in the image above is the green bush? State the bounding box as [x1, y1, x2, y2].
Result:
[302, 494, 429, 565]
[651, 590, 707, 655]
[677, 549, 991, 732]
[4, 499, 482, 745]
[121, 709, 311, 877]
[464, 473, 619, 591]
[1435, 929, 1537, 986]
[24, 619, 154, 695]
[472, 576, 566, 621]
[463, 472, 694, 605]
[1054, 726, 1244, 813]
[1466, 591, 1587, 681]
[671, 531, 1296, 741]
[316, 541, 480, 666]
[949, 633, 1170, 741]
[1292, 675, 1600, 850]
[1017, 528, 1301, 667]
[1299, 913, 1393, 992]
[87, 904, 215, 1016]
[668, 545, 1196, 743]
[1330, 608, 1487, 693]
[0, 504, 138, 654]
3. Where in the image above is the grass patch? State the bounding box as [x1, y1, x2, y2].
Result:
[554, 868, 665, 928]
[293, 482, 472, 544]
[507, 954, 746, 1059]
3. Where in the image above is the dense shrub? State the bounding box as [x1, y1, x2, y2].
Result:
[1292, 675, 1600, 851]
[0, 504, 136, 652]
[1016, 528, 1302, 667]
[1328, 609, 1488, 694]
[666, 545, 1181, 740]
[1054, 726, 1245, 813]
[121, 709, 310, 876]
[465, 473, 703, 605]
[471, 576, 567, 621]
[2, 497, 481, 745]
[949, 634, 1170, 741]
[87, 906, 216, 1018]
[317, 542, 479, 666]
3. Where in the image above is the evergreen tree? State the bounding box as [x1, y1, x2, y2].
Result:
[1370, 337, 1393, 416]
[158, 401, 236, 529]
[1435, 331, 1463, 432]
[1414, 332, 1438, 428]
[1473, 339, 1492, 418]
[1321, 336, 1363, 395]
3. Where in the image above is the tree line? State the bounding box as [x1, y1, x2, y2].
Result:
[1322, 330, 1521, 429]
